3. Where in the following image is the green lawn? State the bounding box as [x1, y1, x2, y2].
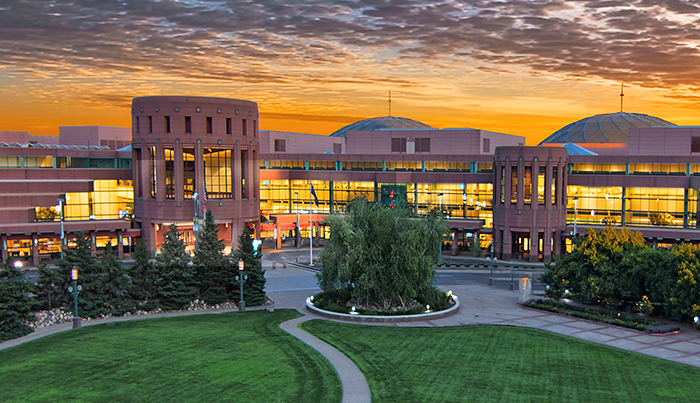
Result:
[0, 310, 341, 403]
[302, 321, 700, 403]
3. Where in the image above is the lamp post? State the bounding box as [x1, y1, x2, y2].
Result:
[67, 266, 82, 328]
[236, 260, 247, 311]
[462, 193, 467, 218]
[295, 192, 300, 263]
[438, 193, 443, 265]
[573, 196, 579, 236]
[56, 198, 65, 260]
[488, 243, 496, 286]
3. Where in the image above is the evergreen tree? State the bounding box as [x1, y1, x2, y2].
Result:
[195, 210, 234, 305]
[129, 239, 158, 310]
[232, 226, 267, 306]
[58, 232, 106, 318]
[100, 242, 134, 315]
[0, 257, 38, 342]
[35, 263, 63, 311]
[155, 224, 197, 310]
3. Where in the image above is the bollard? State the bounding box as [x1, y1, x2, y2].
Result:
[272, 261, 277, 270]
[282, 257, 287, 269]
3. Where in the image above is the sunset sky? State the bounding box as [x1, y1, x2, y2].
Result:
[2, 0, 700, 145]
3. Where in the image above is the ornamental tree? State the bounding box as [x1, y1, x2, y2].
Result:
[317, 198, 449, 309]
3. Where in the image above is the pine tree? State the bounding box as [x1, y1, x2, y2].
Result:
[0, 256, 38, 342]
[100, 242, 134, 315]
[58, 232, 106, 318]
[232, 226, 267, 306]
[195, 210, 234, 305]
[155, 224, 197, 310]
[129, 239, 158, 310]
[35, 263, 63, 311]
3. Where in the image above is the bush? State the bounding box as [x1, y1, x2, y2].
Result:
[311, 288, 352, 313]
[416, 285, 452, 311]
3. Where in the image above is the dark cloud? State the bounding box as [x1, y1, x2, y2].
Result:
[1, 0, 699, 100]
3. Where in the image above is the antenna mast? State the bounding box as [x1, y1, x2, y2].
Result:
[620, 82, 625, 112]
[388, 91, 392, 117]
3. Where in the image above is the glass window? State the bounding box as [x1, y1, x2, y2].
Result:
[511, 166, 518, 203]
[183, 148, 195, 198]
[204, 148, 232, 199]
[538, 166, 546, 204]
[524, 166, 532, 204]
[23, 155, 53, 168]
[391, 138, 406, 152]
[0, 156, 20, 167]
[149, 146, 156, 198]
[165, 148, 175, 199]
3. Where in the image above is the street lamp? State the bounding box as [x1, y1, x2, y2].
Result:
[235, 260, 247, 311]
[295, 192, 300, 263]
[56, 198, 65, 260]
[488, 243, 496, 286]
[694, 316, 699, 331]
[573, 196, 579, 236]
[438, 193, 444, 264]
[67, 266, 82, 328]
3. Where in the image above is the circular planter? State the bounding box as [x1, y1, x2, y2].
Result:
[305, 295, 460, 323]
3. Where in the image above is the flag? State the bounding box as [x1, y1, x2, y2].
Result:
[202, 185, 208, 211]
[310, 184, 319, 206]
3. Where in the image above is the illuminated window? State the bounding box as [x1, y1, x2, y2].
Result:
[165, 148, 175, 199]
[524, 166, 532, 204]
[241, 149, 248, 198]
[183, 148, 195, 198]
[149, 146, 156, 198]
[551, 166, 558, 205]
[204, 148, 232, 198]
[538, 166, 546, 204]
[0, 156, 20, 167]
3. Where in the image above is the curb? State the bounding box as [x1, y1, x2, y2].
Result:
[305, 295, 460, 323]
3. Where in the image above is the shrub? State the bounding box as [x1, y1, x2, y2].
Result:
[416, 285, 452, 311]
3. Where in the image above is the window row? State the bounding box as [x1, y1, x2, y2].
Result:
[0, 155, 131, 169]
[261, 160, 493, 173]
[135, 115, 256, 137]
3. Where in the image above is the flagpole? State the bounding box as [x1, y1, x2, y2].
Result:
[309, 186, 313, 266]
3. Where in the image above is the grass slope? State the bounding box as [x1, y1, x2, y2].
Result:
[302, 321, 700, 403]
[0, 310, 341, 403]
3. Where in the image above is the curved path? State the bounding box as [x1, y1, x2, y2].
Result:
[279, 316, 371, 403]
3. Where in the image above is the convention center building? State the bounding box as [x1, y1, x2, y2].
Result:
[3, 95, 700, 264]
